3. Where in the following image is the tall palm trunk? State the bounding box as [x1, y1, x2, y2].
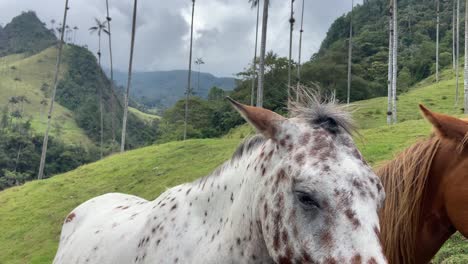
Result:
[387, 1, 394, 125]
[120, 0, 138, 152]
[287, 0, 294, 106]
[197, 66, 200, 92]
[38, 0, 69, 180]
[257, 0, 269, 108]
[347, 0, 354, 104]
[391, 0, 398, 124]
[250, 1, 260, 106]
[464, 0, 468, 113]
[106, 0, 116, 145]
[184, 0, 195, 141]
[456, 0, 460, 105]
[98, 32, 104, 159]
[453, 0, 456, 69]
[296, 0, 305, 101]
[436, 0, 439, 83]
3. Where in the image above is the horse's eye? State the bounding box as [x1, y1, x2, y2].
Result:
[295, 191, 320, 209]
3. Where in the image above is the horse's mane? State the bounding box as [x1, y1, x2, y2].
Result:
[376, 136, 441, 264]
[231, 88, 356, 162]
[288, 87, 356, 135]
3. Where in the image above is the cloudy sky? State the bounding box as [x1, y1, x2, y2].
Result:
[0, 0, 361, 77]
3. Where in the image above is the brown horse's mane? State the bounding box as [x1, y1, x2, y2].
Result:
[376, 136, 441, 264]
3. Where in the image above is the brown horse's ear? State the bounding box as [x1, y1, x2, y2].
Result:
[226, 97, 285, 139]
[419, 104, 468, 142]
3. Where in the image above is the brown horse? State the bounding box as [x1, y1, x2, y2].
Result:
[377, 105, 468, 264]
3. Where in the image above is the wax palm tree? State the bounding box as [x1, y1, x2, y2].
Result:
[436, 0, 440, 83]
[250, 0, 270, 108]
[453, 0, 456, 69]
[287, 0, 295, 107]
[195, 57, 205, 92]
[296, 0, 305, 101]
[50, 19, 56, 36]
[38, 0, 70, 180]
[391, 0, 398, 123]
[105, 0, 117, 145]
[387, 0, 393, 125]
[249, 0, 260, 106]
[65, 25, 70, 42]
[464, 0, 468, 113]
[89, 18, 109, 65]
[73, 26, 78, 43]
[89, 18, 109, 158]
[347, 0, 354, 104]
[183, 0, 196, 141]
[121, 0, 138, 152]
[455, 0, 460, 105]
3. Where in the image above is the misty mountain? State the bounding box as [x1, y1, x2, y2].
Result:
[112, 70, 237, 108]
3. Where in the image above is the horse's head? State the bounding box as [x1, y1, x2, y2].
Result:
[413, 105, 468, 262]
[228, 97, 386, 263]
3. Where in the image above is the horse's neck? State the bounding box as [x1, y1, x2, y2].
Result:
[185, 140, 277, 259]
[414, 145, 458, 264]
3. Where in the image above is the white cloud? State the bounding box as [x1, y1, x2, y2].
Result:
[0, 0, 361, 77]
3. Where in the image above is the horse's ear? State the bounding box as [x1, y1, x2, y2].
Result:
[227, 97, 285, 139]
[419, 104, 468, 142]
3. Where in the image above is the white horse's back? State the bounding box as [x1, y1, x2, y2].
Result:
[53, 193, 152, 264]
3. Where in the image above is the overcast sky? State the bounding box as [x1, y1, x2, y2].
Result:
[0, 0, 362, 77]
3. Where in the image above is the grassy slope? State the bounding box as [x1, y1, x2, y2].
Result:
[129, 107, 160, 123]
[0, 118, 466, 263]
[353, 69, 464, 129]
[0, 47, 92, 146]
[0, 65, 467, 263]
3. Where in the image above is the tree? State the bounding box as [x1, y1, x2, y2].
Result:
[38, 0, 69, 180]
[465, 0, 468, 113]
[183, 0, 195, 141]
[121, 0, 138, 152]
[40, 98, 48, 119]
[391, 0, 398, 123]
[287, 0, 295, 106]
[296, 0, 305, 101]
[195, 57, 205, 92]
[435, 0, 440, 83]
[252, 0, 270, 108]
[73, 26, 78, 43]
[50, 19, 56, 36]
[249, 0, 260, 106]
[455, 0, 460, 105]
[65, 25, 70, 42]
[89, 18, 109, 158]
[105, 0, 117, 145]
[347, 0, 354, 104]
[387, 1, 393, 125]
[453, 0, 456, 69]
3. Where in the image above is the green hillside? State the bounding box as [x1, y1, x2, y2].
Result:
[0, 11, 159, 190]
[0, 83, 467, 263]
[354, 68, 464, 129]
[302, 0, 464, 102]
[0, 11, 56, 56]
[129, 107, 160, 124]
[0, 47, 92, 146]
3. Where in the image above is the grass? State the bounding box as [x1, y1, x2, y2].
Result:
[129, 107, 160, 123]
[0, 139, 240, 263]
[0, 47, 93, 147]
[353, 68, 464, 129]
[0, 116, 466, 263]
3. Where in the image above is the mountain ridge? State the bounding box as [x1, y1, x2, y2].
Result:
[112, 69, 237, 108]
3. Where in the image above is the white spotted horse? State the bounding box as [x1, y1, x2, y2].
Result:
[54, 96, 387, 264]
